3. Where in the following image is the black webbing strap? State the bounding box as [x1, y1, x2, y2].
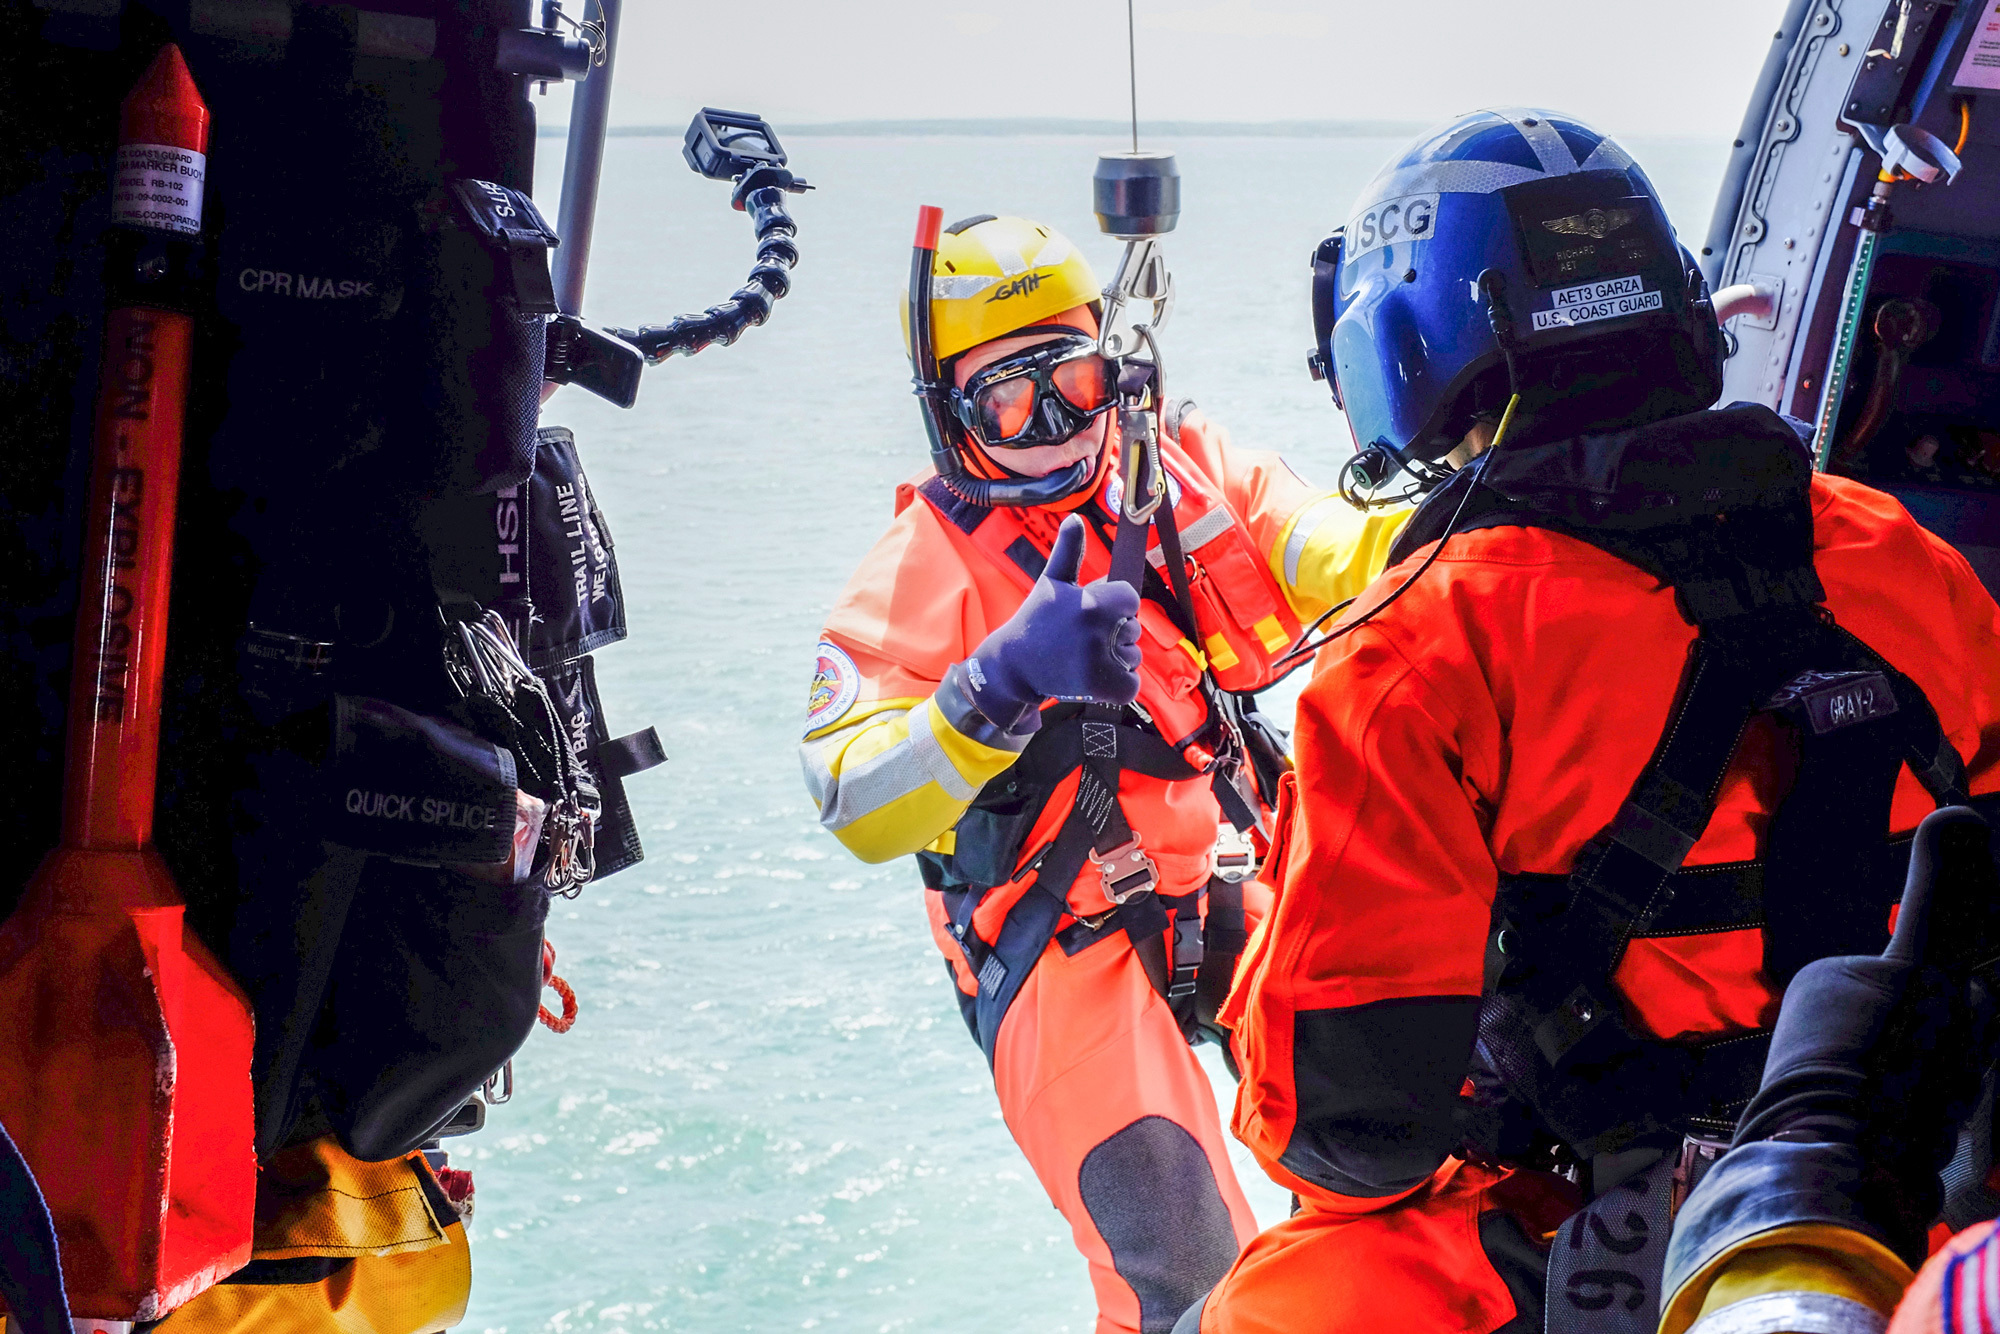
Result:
[1493, 619, 1971, 1156]
[1516, 638, 1775, 1090]
[959, 777, 1115, 1066]
[956, 421, 1191, 1066]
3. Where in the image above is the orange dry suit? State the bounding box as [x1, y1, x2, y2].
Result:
[1196, 405, 2000, 1334]
[801, 404, 1408, 1334]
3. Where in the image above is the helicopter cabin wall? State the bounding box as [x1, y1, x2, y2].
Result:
[1708, 0, 2000, 597]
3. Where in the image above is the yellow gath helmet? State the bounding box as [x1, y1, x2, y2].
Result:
[904, 215, 1102, 362]
[904, 214, 1106, 508]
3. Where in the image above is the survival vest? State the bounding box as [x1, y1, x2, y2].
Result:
[910, 403, 1298, 1062]
[912, 404, 1304, 752]
[1387, 406, 1999, 1164]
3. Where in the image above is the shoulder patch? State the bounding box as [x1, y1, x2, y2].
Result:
[805, 640, 862, 737]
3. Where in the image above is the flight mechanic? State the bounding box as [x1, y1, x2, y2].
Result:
[797, 213, 1410, 1334]
[1181, 109, 2000, 1334]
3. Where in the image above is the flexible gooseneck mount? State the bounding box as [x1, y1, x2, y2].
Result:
[610, 109, 810, 364]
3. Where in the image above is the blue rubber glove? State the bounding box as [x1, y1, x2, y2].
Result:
[961, 515, 1142, 735]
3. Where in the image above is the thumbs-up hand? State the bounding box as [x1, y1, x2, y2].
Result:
[962, 516, 1142, 735]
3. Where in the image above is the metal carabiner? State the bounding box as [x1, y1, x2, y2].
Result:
[482, 1059, 514, 1106]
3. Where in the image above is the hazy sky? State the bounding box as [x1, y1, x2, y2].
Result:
[585, 0, 1794, 142]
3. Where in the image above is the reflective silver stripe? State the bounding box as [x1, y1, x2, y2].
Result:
[1349, 159, 1547, 216]
[907, 706, 979, 802]
[988, 241, 1028, 276]
[1499, 106, 1579, 174]
[799, 740, 834, 809]
[1581, 136, 1635, 173]
[803, 707, 976, 833]
[1145, 505, 1235, 567]
[1686, 1292, 1887, 1334]
[1282, 496, 1347, 588]
[933, 274, 998, 301]
[1032, 234, 1072, 268]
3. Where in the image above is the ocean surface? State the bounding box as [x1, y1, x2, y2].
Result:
[456, 129, 1734, 1333]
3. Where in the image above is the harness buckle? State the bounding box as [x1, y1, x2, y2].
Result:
[1212, 822, 1258, 883]
[1669, 1131, 1731, 1216]
[1092, 835, 1159, 904]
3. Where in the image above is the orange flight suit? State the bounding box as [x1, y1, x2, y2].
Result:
[1199, 470, 2000, 1333]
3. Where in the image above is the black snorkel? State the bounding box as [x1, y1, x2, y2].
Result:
[906, 204, 1093, 509]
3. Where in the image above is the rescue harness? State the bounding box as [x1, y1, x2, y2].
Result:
[913, 402, 1287, 1065]
[1383, 405, 1996, 1169]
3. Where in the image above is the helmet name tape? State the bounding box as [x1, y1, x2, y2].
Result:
[1531, 275, 1662, 332]
[1346, 192, 1439, 262]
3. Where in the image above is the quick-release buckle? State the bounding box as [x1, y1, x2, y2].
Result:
[1092, 835, 1158, 905]
[1212, 822, 1258, 883]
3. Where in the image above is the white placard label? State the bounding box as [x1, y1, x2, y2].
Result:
[112, 142, 206, 235]
[1345, 192, 1440, 261]
[1533, 274, 1661, 331]
[1955, 3, 2000, 90]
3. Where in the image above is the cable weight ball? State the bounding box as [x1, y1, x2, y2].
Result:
[1093, 151, 1180, 240]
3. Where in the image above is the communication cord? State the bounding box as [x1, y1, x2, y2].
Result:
[1272, 393, 1519, 674]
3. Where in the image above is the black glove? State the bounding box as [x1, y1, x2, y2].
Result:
[1729, 806, 1998, 1259]
[1667, 808, 1999, 1296]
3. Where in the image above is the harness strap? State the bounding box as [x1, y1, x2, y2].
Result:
[953, 415, 1243, 1063]
[1462, 515, 1975, 1157]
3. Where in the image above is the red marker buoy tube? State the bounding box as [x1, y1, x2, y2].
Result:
[0, 44, 255, 1326]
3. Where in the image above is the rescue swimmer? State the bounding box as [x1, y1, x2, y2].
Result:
[1181, 109, 2000, 1333]
[797, 213, 1408, 1333]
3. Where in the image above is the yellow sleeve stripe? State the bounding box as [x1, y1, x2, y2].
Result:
[1272, 494, 1415, 620]
[803, 695, 916, 743]
[924, 696, 1027, 791]
[1659, 1224, 1912, 1334]
[799, 694, 1023, 866]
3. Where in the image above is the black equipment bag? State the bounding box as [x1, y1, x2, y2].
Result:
[0, 1, 656, 1161]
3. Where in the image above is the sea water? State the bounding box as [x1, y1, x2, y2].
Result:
[458, 130, 1733, 1332]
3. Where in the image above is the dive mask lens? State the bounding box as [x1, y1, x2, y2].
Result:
[957, 335, 1115, 449]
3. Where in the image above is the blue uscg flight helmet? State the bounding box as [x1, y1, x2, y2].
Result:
[1311, 108, 1725, 481]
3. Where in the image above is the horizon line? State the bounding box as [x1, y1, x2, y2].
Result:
[535, 116, 1432, 140]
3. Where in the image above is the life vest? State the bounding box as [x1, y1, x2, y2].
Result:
[907, 403, 1298, 1063]
[1386, 406, 1995, 1163]
[911, 402, 1302, 753]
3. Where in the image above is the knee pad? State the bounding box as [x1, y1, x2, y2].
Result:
[1079, 1116, 1240, 1333]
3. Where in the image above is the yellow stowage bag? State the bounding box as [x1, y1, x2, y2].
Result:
[155, 1135, 471, 1334]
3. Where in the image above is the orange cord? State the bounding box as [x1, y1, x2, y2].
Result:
[537, 939, 578, 1033]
